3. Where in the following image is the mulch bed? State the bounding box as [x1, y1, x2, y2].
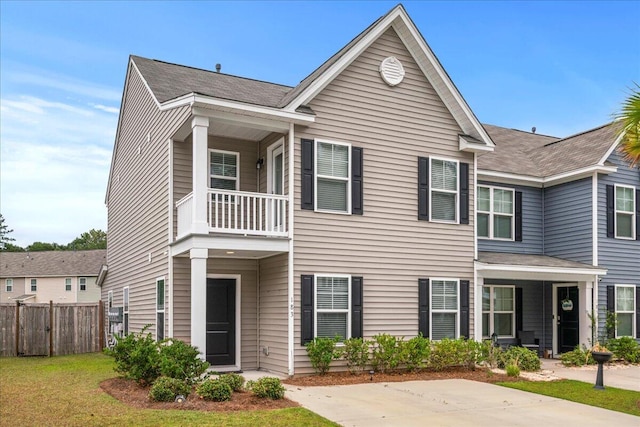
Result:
[101, 367, 521, 412]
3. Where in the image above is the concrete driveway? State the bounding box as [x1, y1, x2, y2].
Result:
[285, 379, 639, 426]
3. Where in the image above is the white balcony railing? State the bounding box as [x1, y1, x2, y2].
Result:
[176, 190, 288, 238]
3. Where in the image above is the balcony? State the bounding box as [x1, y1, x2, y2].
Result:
[176, 189, 288, 239]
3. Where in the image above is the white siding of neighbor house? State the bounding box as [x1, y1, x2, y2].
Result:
[102, 64, 191, 338]
[293, 28, 475, 373]
[0, 278, 25, 303]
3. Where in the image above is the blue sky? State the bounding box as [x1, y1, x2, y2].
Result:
[1, 1, 638, 247]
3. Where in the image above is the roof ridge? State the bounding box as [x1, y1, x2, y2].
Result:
[482, 123, 559, 139]
[543, 122, 614, 147]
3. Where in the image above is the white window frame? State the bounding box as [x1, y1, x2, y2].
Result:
[5, 279, 13, 293]
[615, 184, 636, 240]
[156, 277, 165, 341]
[482, 285, 516, 339]
[107, 290, 113, 309]
[65, 278, 72, 292]
[429, 157, 459, 223]
[209, 149, 239, 191]
[79, 277, 87, 291]
[314, 139, 352, 214]
[29, 278, 37, 293]
[430, 278, 460, 340]
[477, 185, 515, 240]
[314, 274, 352, 341]
[123, 287, 129, 336]
[615, 284, 636, 338]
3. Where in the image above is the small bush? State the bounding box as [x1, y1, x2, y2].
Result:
[104, 325, 161, 385]
[498, 346, 540, 371]
[247, 377, 285, 400]
[158, 339, 209, 385]
[196, 379, 232, 402]
[459, 339, 484, 370]
[218, 373, 245, 392]
[400, 335, 430, 372]
[560, 345, 595, 367]
[149, 376, 191, 402]
[305, 337, 341, 375]
[342, 337, 370, 374]
[371, 333, 402, 373]
[608, 337, 640, 363]
[481, 340, 502, 368]
[430, 338, 465, 371]
[505, 364, 520, 377]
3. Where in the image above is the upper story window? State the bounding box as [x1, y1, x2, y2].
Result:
[315, 140, 351, 213]
[30, 279, 37, 292]
[65, 278, 72, 292]
[108, 290, 113, 309]
[477, 186, 514, 240]
[315, 275, 351, 340]
[5, 279, 13, 293]
[430, 158, 458, 222]
[615, 185, 635, 239]
[615, 285, 636, 337]
[79, 277, 87, 291]
[210, 149, 238, 191]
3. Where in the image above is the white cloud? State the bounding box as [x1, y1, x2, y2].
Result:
[91, 104, 120, 114]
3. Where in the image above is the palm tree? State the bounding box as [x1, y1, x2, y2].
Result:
[616, 83, 640, 167]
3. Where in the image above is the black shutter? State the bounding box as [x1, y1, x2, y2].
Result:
[418, 157, 429, 220]
[351, 277, 363, 339]
[301, 275, 314, 345]
[460, 163, 469, 225]
[352, 147, 363, 215]
[606, 185, 614, 238]
[515, 191, 523, 242]
[636, 189, 640, 240]
[418, 278, 429, 337]
[515, 288, 523, 333]
[636, 286, 640, 339]
[607, 285, 615, 339]
[460, 280, 470, 339]
[301, 139, 314, 210]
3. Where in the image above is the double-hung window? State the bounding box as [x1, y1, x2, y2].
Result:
[615, 285, 636, 337]
[156, 278, 165, 341]
[5, 279, 13, 293]
[209, 150, 239, 191]
[315, 140, 351, 213]
[615, 185, 635, 239]
[30, 279, 37, 292]
[482, 286, 515, 338]
[123, 287, 129, 336]
[430, 158, 458, 222]
[79, 277, 87, 291]
[477, 186, 514, 239]
[315, 275, 350, 340]
[65, 278, 72, 292]
[431, 279, 459, 340]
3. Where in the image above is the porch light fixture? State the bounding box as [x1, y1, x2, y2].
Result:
[256, 158, 264, 169]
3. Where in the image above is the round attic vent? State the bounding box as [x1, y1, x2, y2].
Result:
[379, 56, 405, 86]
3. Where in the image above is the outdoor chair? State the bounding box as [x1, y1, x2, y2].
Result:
[517, 330, 540, 355]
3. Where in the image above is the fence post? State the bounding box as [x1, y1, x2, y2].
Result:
[15, 301, 19, 357]
[49, 300, 54, 357]
[99, 300, 104, 352]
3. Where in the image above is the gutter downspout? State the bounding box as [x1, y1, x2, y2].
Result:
[287, 123, 295, 376]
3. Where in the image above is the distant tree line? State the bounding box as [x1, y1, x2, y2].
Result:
[0, 214, 106, 251]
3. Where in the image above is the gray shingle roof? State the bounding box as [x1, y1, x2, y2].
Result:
[478, 251, 603, 270]
[480, 123, 621, 177]
[0, 250, 106, 278]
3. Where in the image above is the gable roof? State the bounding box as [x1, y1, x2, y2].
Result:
[480, 122, 622, 180]
[0, 250, 106, 278]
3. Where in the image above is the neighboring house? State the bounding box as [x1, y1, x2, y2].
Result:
[100, 4, 638, 376]
[0, 250, 106, 304]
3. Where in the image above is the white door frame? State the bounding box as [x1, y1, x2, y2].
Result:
[206, 274, 242, 372]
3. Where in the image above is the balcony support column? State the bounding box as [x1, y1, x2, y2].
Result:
[192, 116, 210, 234]
[190, 248, 208, 360]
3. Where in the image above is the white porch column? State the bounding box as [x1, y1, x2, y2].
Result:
[190, 248, 208, 359]
[578, 281, 592, 347]
[192, 116, 210, 234]
[474, 274, 484, 341]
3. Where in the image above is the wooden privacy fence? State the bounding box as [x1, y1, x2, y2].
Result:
[0, 301, 104, 357]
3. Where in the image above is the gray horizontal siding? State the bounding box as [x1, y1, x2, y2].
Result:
[258, 253, 288, 375]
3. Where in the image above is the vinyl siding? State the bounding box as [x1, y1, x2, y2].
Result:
[0, 278, 25, 303]
[478, 182, 543, 254]
[102, 65, 191, 338]
[293, 28, 475, 373]
[76, 277, 101, 303]
[543, 178, 593, 263]
[597, 151, 640, 337]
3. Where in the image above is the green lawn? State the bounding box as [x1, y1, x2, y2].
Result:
[0, 353, 336, 426]
[499, 380, 640, 417]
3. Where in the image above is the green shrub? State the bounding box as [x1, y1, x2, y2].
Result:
[104, 325, 161, 385]
[149, 376, 191, 402]
[498, 346, 540, 371]
[158, 339, 209, 385]
[400, 335, 430, 371]
[247, 377, 285, 400]
[459, 339, 485, 370]
[196, 379, 232, 402]
[218, 373, 245, 392]
[305, 337, 341, 375]
[342, 337, 370, 374]
[430, 338, 465, 371]
[608, 337, 640, 363]
[371, 333, 402, 373]
[505, 364, 520, 377]
[560, 345, 595, 367]
[480, 340, 502, 368]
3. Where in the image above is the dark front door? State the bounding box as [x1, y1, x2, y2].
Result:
[557, 286, 579, 354]
[206, 278, 236, 365]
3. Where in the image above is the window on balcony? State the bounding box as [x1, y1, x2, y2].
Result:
[210, 150, 238, 191]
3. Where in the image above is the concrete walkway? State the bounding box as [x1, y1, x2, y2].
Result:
[540, 359, 640, 391]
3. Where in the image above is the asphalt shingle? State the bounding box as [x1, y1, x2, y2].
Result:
[0, 250, 106, 278]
